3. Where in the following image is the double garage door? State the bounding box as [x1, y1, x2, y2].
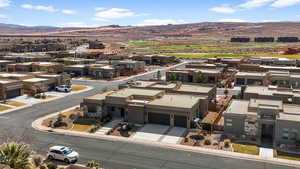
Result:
[6, 89, 21, 99]
[148, 112, 187, 127]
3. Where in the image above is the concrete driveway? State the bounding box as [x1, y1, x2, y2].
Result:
[161, 127, 186, 144]
[131, 124, 169, 142]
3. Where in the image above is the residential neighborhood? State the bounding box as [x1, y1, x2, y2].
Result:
[1, 1, 300, 169]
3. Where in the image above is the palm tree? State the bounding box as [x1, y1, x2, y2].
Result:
[0, 142, 33, 169]
[86, 160, 101, 169]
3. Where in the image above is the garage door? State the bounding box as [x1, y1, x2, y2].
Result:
[174, 115, 187, 128]
[148, 113, 170, 125]
[6, 89, 21, 99]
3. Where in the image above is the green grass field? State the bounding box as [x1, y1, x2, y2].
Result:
[164, 53, 251, 58]
[128, 41, 157, 46]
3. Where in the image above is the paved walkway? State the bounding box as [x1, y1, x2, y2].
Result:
[259, 147, 274, 158]
[95, 118, 122, 135]
[160, 127, 186, 144]
[131, 124, 170, 142]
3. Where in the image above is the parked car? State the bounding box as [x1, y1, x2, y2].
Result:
[47, 146, 79, 164]
[55, 85, 71, 92]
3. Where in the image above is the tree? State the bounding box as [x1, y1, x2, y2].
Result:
[168, 72, 177, 81]
[157, 71, 162, 80]
[86, 160, 101, 169]
[0, 142, 33, 169]
[196, 72, 203, 83]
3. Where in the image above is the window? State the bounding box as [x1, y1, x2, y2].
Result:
[110, 107, 115, 111]
[226, 119, 233, 122]
[282, 128, 289, 139]
[226, 123, 232, 127]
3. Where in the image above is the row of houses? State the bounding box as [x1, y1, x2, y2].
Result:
[231, 37, 299, 43]
[0, 72, 70, 100]
[83, 81, 216, 128]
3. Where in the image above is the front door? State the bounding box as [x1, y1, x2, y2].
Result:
[261, 124, 274, 144]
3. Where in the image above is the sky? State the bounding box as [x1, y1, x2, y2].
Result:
[0, 0, 300, 27]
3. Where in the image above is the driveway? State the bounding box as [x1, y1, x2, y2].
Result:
[160, 127, 187, 144]
[131, 124, 169, 142]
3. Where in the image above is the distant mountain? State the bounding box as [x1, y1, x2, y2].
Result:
[1, 22, 300, 41]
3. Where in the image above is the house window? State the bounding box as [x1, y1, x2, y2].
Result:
[226, 123, 232, 127]
[226, 119, 233, 122]
[282, 128, 289, 139]
[110, 107, 115, 112]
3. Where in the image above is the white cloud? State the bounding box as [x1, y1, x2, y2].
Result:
[95, 7, 106, 11]
[238, 0, 274, 9]
[0, 14, 8, 19]
[0, 0, 10, 8]
[271, 0, 300, 7]
[59, 22, 97, 28]
[62, 9, 77, 14]
[136, 19, 186, 26]
[94, 8, 135, 20]
[210, 6, 236, 14]
[21, 4, 57, 12]
[218, 18, 247, 22]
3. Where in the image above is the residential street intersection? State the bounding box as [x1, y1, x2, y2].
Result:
[0, 64, 299, 169]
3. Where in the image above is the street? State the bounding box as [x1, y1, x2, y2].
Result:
[0, 65, 298, 169]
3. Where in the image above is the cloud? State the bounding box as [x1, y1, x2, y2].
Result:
[271, 0, 300, 7]
[136, 19, 186, 26]
[238, 0, 274, 9]
[94, 8, 135, 21]
[59, 22, 97, 28]
[95, 7, 106, 11]
[62, 9, 77, 14]
[0, 14, 8, 19]
[21, 4, 57, 12]
[218, 18, 247, 22]
[210, 6, 236, 14]
[0, 0, 10, 8]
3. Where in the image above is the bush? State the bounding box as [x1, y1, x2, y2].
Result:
[224, 139, 231, 148]
[47, 162, 57, 169]
[53, 121, 68, 128]
[41, 93, 46, 99]
[204, 139, 212, 145]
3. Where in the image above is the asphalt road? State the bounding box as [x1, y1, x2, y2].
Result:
[0, 65, 299, 169]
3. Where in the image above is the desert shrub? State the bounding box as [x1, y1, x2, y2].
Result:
[53, 120, 68, 128]
[47, 162, 57, 169]
[41, 93, 46, 99]
[204, 139, 211, 145]
[69, 114, 78, 120]
[224, 139, 231, 148]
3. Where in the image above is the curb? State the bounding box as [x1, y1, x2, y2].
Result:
[32, 108, 300, 168]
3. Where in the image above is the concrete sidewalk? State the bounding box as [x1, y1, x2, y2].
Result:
[260, 147, 274, 158]
[131, 124, 169, 142]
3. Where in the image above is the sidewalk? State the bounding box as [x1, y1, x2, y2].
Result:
[32, 110, 300, 169]
[95, 118, 122, 135]
[260, 147, 274, 158]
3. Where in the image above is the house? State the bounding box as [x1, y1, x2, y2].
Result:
[132, 55, 176, 65]
[0, 79, 23, 100]
[110, 60, 145, 76]
[0, 54, 52, 63]
[88, 41, 105, 49]
[243, 86, 300, 104]
[235, 72, 268, 86]
[35, 74, 71, 87]
[254, 37, 275, 43]
[166, 68, 223, 84]
[224, 99, 300, 146]
[64, 65, 89, 77]
[6, 62, 64, 74]
[83, 85, 212, 128]
[88, 65, 119, 79]
[248, 57, 297, 66]
[54, 58, 96, 65]
[0, 73, 34, 80]
[0, 60, 14, 71]
[231, 37, 251, 43]
[22, 78, 54, 94]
